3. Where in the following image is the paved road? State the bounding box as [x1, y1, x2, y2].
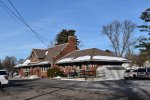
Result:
[0, 79, 150, 100]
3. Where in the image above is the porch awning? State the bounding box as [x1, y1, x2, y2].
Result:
[14, 61, 50, 68]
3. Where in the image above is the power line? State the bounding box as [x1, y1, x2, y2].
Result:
[1, 0, 48, 46]
[0, 0, 47, 46]
[0, 0, 49, 46]
[0, 2, 23, 26]
[7, 0, 25, 22]
[7, 0, 49, 44]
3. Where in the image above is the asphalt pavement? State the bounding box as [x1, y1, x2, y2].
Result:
[0, 78, 150, 100]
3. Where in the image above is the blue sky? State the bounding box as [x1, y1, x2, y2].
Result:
[0, 0, 149, 59]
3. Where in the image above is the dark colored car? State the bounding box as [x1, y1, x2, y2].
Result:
[137, 68, 150, 79]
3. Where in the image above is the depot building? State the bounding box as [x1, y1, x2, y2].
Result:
[15, 36, 129, 79]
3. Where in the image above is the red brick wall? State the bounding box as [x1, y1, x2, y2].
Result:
[30, 67, 34, 75]
[60, 64, 97, 76]
[40, 72, 47, 77]
[19, 68, 24, 77]
[68, 36, 76, 53]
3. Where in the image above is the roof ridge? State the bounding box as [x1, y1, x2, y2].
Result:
[60, 48, 98, 58]
[73, 48, 100, 52]
[32, 43, 68, 51]
[33, 48, 48, 51]
[58, 48, 97, 59]
[47, 43, 68, 49]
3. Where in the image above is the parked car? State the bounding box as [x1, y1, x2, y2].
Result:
[124, 69, 138, 79]
[137, 68, 150, 79]
[0, 70, 9, 85]
[124, 69, 132, 79]
[132, 69, 138, 78]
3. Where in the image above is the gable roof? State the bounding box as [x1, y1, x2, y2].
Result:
[28, 43, 68, 63]
[44, 43, 68, 63]
[15, 43, 68, 68]
[33, 49, 48, 59]
[56, 48, 128, 64]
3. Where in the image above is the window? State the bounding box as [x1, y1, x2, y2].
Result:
[147, 68, 150, 72]
[138, 68, 146, 72]
[41, 66, 50, 72]
[23, 68, 29, 72]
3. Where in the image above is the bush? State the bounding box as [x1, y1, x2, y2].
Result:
[47, 67, 63, 78]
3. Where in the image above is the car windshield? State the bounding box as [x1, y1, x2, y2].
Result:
[0, 71, 7, 75]
[147, 68, 150, 72]
[138, 69, 146, 72]
[125, 70, 130, 72]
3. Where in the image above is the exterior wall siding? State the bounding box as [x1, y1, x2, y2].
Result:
[40, 71, 47, 77]
[59, 64, 97, 76]
[18, 66, 48, 77]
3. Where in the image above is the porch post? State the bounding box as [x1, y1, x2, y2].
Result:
[20, 68, 24, 77]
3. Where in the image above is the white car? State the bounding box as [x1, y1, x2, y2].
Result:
[0, 70, 9, 85]
[124, 69, 138, 79]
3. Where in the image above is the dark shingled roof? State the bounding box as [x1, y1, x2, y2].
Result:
[33, 49, 47, 59]
[44, 43, 68, 63]
[30, 43, 67, 64]
[60, 48, 114, 59]
[16, 43, 68, 68]
[56, 48, 129, 64]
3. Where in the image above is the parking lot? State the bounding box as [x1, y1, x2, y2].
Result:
[0, 79, 150, 100]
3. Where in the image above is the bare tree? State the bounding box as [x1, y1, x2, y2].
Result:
[102, 20, 140, 57]
[0, 59, 2, 69]
[2, 56, 17, 72]
[17, 58, 25, 64]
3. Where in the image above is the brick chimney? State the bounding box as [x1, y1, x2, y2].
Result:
[68, 36, 77, 53]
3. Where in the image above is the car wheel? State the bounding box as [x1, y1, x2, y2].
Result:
[129, 76, 132, 79]
[133, 75, 137, 79]
[124, 77, 128, 79]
